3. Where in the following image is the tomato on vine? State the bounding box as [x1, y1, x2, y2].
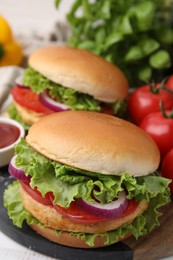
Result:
[165, 75, 173, 92]
[128, 81, 173, 125]
[140, 103, 173, 160]
[161, 148, 173, 194]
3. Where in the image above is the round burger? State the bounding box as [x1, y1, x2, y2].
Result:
[4, 111, 171, 248]
[9, 45, 129, 128]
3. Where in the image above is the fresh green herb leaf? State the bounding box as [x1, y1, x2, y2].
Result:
[61, 0, 173, 87]
[55, 0, 61, 8]
[149, 50, 171, 69]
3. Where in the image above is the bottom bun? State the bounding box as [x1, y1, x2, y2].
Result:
[30, 223, 131, 248]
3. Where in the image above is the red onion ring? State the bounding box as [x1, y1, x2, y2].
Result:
[8, 155, 30, 182]
[15, 76, 29, 88]
[39, 90, 70, 112]
[76, 191, 129, 219]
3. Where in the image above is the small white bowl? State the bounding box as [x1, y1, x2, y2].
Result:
[0, 117, 25, 167]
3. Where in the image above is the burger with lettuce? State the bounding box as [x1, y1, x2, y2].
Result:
[4, 111, 171, 248]
[9, 45, 129, 128]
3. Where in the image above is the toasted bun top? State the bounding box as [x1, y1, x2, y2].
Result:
[26, 111, 160, 177]
[28, 45, 128, 103]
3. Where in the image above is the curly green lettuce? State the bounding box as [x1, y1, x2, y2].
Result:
[14, 138, 171, 208]
[22, 67, 125, 115]
[22, 67, 100, 112]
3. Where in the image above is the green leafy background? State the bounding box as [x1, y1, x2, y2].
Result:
[55, 0, 173, 87]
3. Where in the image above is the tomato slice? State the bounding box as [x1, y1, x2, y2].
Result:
[11, 86, 54, 114]
[20, 180, 139, 224]
[101, 105, 113, 115]
[20, 181, 52, 206]
[121, 199, 139, 218]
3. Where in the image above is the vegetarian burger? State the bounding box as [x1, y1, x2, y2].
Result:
[4, 111, 171, 248]
[9, 45, 129, 128]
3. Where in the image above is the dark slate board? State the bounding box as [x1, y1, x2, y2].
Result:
[0, 167, 132, 260]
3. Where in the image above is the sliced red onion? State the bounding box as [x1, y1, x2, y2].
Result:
[15, 76, 29, 88]
[76, 191, 129, 220]
[8, 155, 30, 182]
[39, 90, 70, 112]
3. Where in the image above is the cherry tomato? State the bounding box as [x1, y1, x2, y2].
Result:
[128, 83, 173, 125]
[140, 110, 173, 159]
[11, 86, 54, 114]
[161, 149, 173, 194]
[166, 75, 173, 91]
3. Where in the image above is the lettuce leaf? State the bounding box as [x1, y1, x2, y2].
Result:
[14, 139, 171, 209]
[22, 67, 126, 115]
[3, 181, 39, 228]
[3, 181, 171, 247]
[22, 67, 101, 112]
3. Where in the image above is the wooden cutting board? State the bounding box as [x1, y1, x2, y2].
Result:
[0, 166, 173, 260]
[124, 202, 173, 260]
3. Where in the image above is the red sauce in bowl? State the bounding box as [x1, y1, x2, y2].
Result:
[0, 123, 20, 149]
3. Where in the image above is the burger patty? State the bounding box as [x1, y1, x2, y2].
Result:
[20, 183, 148, 234]
[14, 101, 45, 125]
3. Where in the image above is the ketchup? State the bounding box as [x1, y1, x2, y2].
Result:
[0, 123, 20, 149]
